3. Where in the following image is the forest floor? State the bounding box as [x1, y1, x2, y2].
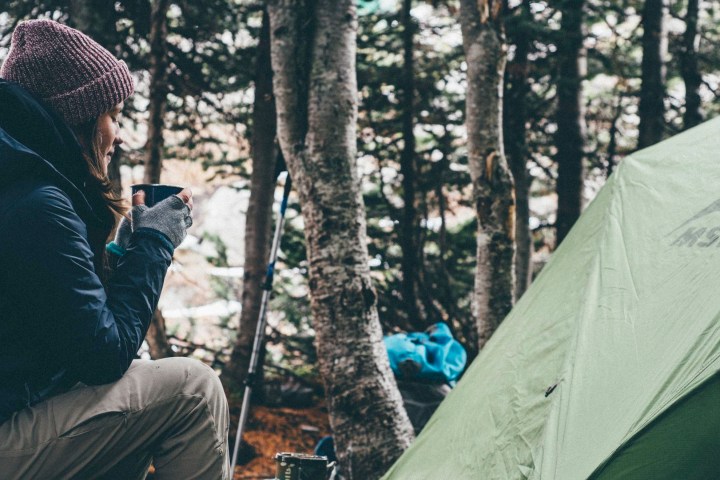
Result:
[229, 398, 332, 480]
[145, 397, 330, 480]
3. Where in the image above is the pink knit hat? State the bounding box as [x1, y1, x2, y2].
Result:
[0, 19, 135, 126]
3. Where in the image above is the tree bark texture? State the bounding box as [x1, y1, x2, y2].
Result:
[223, 9, 278, 386]
[143, 0, 173, 359]
[143, 0, 171, 184]
[399, 0, 423, 328]
[555, 0, 585, 246]
[459, 0, 516, 351]
[638, 0, 666, 148]
[503, 0, 532, 300]
[268, 1, 415, 478]
[681, 0, 703, 130]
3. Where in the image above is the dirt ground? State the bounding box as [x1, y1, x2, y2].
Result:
[230, 401, 332, 480]
[145, 394, 330, 480]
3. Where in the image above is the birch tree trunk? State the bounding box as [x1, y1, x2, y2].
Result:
[504, 0, 532, 300]
[638, 0, 666, 148]
[681, 0, 703, 130]
[144, 0, 173, 359]
[223, 9, 278, 386]
[459, 0, 516, 351]
[555, 0, 585, 245]
[268, 1, 414, 477]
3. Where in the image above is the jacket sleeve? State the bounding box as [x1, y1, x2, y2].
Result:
[5, 186, 172, 385]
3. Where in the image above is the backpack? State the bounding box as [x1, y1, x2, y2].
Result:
[384, 322, 467, 385]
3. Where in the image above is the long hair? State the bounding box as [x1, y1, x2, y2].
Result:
[73, 117, 128, 283]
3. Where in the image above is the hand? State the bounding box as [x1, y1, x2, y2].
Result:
[130, 188, 193, 212]
[113, 192, 146, 250]
[131, 188, 193, 248]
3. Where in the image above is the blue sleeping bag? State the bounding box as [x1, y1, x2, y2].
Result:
[384, 323, 467, 385]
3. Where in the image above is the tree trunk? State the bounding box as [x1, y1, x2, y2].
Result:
[681, 0, 703, 130]
[146, 309, 174, 358]
[399, 0, 423, 328]
[638, 0, 666, 148]
[143, 0, 173, 359]
[503, 0, 532, 300]
[68, 0, 118, 53]
[555, 0, 585, 245]
[268, 1, 415, 477]
[435, 164, 457, 322]
[67, 0, 123, 196]
[222, 9, 278, 387]
[459, 0, 516, 351]
[144, 0, 171, 184]
[607, 97, 622, 178]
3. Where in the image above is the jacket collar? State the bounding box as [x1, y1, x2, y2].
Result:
[0, 79, 109, 228]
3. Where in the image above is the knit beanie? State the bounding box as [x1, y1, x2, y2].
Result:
[0, 19, 134, 126]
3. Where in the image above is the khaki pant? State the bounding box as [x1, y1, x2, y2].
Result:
[0, 358, 230, 479]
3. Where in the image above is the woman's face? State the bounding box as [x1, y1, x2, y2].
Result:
[97, 102, 124, 173]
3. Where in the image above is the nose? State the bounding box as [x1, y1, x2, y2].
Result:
[114, 132, 124, 146]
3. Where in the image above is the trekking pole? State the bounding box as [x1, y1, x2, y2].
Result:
[230, 172, 292, 474]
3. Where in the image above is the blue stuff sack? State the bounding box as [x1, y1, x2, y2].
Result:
[384, 322, 467, 385]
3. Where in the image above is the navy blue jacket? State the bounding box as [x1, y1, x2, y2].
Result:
[0, 80, 173, 424]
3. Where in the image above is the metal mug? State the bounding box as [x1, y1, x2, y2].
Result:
[130, 184, 184, 207]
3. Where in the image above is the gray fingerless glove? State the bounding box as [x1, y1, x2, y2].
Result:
[114, 216, 132, 249]
[132, 195, 193, 248]
[106, 215, 132, 257]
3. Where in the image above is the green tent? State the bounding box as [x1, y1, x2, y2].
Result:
[383, 118, 720, 479]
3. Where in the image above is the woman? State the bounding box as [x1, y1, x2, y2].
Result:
[0, 19, 229, 479]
